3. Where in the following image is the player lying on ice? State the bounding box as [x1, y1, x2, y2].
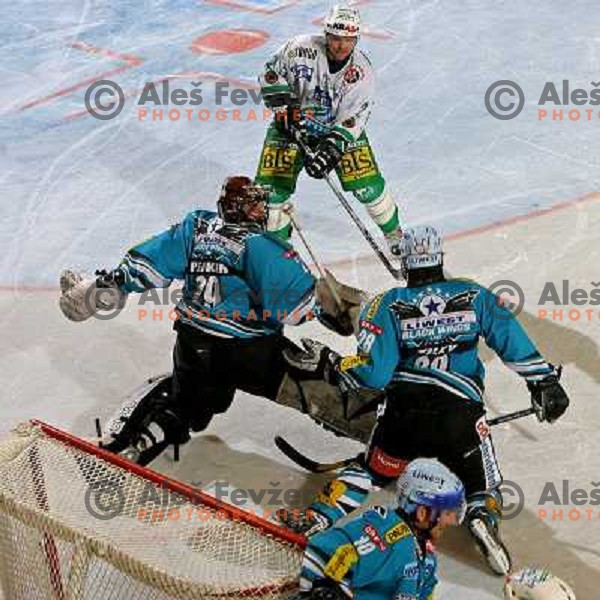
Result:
[299, 458, 465, 600]
[281, 226, 570, 576]
[255, 4, 404, 255]
[58, 176, 369, 465]
[298, 457, 577, 600]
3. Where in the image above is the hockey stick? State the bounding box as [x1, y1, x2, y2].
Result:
[276, 407, 537, 473]
[283, 205, 343, 307]
[274, 435, 359, 473]
[289, 127, 402, 280]
[487, 407, 536, 426]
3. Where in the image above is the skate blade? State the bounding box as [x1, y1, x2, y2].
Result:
[469, 518, 512, 576]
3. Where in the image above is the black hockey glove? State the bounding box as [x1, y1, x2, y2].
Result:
[527, 367, 569, 423]
[304, 137, 343, 179]
[262, 87, 295, 110]
[284, 338, 342, 386]
[301, 579, 347, 600]
[262, 88, 302, 135]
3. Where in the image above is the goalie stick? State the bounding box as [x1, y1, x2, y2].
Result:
[275, 407, 537, 473]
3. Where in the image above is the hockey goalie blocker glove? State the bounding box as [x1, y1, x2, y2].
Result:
[304, 136, 344, 180]
[315, 270, 367, 337]
[283, 338, 362, 394]
[527, 367, 569, 424]
[284, 339, 341, 386]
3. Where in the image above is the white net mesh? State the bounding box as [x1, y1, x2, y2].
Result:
[0, 421, 304, 600]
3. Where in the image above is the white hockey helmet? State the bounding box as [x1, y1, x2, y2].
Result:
[396, 458, 466, 525]
[504, 568, 576, 600]
[324, 5, 361, 38]
[399, 226, 443, 276]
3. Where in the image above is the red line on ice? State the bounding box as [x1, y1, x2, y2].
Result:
[2, 192, 598, 291]
[20, 42, 143, 112]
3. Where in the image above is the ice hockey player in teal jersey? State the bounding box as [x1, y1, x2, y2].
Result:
[299, 458, 465, 600]
[283, 225, 570, 576]
[58, 176, 361, 464]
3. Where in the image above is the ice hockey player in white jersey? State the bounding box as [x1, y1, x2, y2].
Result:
[255, 5, 404, 254]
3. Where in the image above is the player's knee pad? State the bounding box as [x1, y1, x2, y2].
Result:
[266, 191, 294, 239]
[365, 443, 410, 485]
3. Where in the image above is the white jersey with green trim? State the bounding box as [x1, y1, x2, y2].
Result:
[259, 34, 375, 144]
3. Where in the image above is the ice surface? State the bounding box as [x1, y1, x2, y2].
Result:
[1, 0, 598, 597]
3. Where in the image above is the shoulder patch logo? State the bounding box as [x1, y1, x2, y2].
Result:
[324, 544, 358, 582]
[264, 70, 279, 84]
[384, 521, 410, 545]
[343, 65, 362, 84]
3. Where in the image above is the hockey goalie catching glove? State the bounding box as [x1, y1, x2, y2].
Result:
[527, 367, 569, 424]
[304, 137, 343, 179]
[284, 338, 342, 386]
[59, 268, 125, 322]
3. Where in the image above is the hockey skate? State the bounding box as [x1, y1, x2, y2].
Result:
[384, 226, 403, 259]
[467, 507, 512, 576]
[102, 375, 191, 466]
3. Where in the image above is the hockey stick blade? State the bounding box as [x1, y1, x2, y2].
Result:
[279, 408, 536, 470]
[274, 435, 359, 473]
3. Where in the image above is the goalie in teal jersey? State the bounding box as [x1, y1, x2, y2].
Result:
[57, 176, 363, 465]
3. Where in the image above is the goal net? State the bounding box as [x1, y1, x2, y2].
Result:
[0, 421, 305, 600]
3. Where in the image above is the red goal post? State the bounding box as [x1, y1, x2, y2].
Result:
[0, 420, 306, 600]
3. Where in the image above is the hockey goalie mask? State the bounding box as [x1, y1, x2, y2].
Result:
[218, 176, 269, 229]
[399, 226, 444, 280]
